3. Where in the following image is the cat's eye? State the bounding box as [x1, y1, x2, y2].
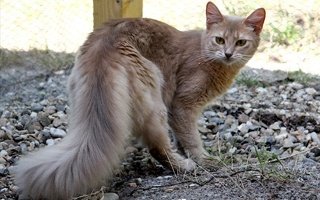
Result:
[236, 39, 247, 46]
[215, 37, 225, 45]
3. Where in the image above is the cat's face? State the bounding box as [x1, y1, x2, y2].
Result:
[203, 2, 265, 66]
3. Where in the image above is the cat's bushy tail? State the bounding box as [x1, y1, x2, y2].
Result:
[15, 54, 130, 199]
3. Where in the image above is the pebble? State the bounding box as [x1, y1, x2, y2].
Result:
[269, 121, 281, 130]
[310, 132, 320, 145]
[238, 113, 249, 123]
[305, 87, 317, 95]
[256, 87, 268, 94]
[50, 128, 66, 138]
[198, 126, 211, 134]
[0, 150, 8, 157]
[30, 112, 38, 118]
[128, 182, 137, 187]
[238, 123, 249, 134]
[288, 82, 303, 90]
[31, 103, 43, 112]
[44, 106, 57, 115]
[0, 164, 9, 176]
[103, 193, 119, 200]
[311, 147, 320, 157]
[46, 139, 55, 146]
[38, 112, 52, 127]
[0, 157, 6, 164]
[282, 138, 297, 148]
[227, 87, 238, 94]
[275, 132, 288, 141]
[204, 141, 213, 147]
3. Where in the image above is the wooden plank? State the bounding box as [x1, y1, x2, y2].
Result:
[121, 0, 143, 18]
[93, 0, 143, 29]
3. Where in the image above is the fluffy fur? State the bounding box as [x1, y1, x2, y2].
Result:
[15, 2, 265, 199]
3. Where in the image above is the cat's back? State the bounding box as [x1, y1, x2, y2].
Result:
[80, 18, 180, 56]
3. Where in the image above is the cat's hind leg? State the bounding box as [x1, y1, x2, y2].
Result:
[141, 106, 196, 172]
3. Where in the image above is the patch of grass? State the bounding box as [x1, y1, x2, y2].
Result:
[0, 48, 75, 71]
[236, 73, 264, 87]
[0, 49, 25, 68]
[253, 146, 293, 181]
[287, 69, 318, 84]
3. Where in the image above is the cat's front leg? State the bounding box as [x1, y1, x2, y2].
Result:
[169, 105, 209, 163]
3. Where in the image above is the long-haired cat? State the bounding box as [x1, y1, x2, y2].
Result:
[15, 2, 265, 199]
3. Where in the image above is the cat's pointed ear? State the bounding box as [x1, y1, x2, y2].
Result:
[244, 8, 266, 35]
[206, 2, 224, 28]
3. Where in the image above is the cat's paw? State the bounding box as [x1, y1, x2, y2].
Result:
[180, 158, 197, 172]
[185, 147, 210, 163]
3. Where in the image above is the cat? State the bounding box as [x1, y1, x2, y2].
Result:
[15, 2, 265, 199]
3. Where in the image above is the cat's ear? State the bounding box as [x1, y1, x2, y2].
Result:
[206, 2, 224, 28]
[244, 8, 266, 35]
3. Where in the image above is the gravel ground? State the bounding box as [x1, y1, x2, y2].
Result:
[0, 66, 319, 200]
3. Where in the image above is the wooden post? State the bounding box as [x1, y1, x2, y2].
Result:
[93, 0, 143, 29]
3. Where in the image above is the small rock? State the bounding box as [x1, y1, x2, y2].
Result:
[198, 126, 211, 134]
[222, 132, 233, 140]
[14, 122, 24, 130]
[53, 118, 64, 127]
[305, 87, 317, 95]
[247, 121, 261, 131]
[128, 182, 137, 188]
[38, 112, 52, 127]
[31, 103, 43, 112]
[30, 112, 38, 118]
[46, 139, 55, 146]
[310, 132, 320, 145]
[103, 193, 119, 200]
[227, 87, 238, 94]
[288, 82, 303, 90]
[204, 141, 213, 147]
[0, 130, 7, 140]
[311, 147, 320, 157]
[56, 104, 66, 112]
[135, 178, 142, 185]
[2, 110, 11, 118]
[20, 143, 28, 154]
[229, 147, 237, 154]
[50, 128, 66, 138]
[207, 133, 215, 140]
[256, 87, 268, 94]
[270, 121, 281, 130]
[238, 123, 249, 134]
[0, 164, 9, 176]
[0, 157, 6, 164]
[266, 136, 276, 145]
[189, 183, 199, 187]
[197, 117, 207, 126]
[275, 132, 288, 141]
[0, 150, 8, 157]
[248, 131, 259, 138]
[203, 111, 217, 118]
[27, 121, 42, 133]
[44, 106, 56, 115]
[282, 138, 297, 148]
[238, 113, 249, 123]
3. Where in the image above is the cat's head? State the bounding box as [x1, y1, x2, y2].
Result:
[202, 2, 266, 67]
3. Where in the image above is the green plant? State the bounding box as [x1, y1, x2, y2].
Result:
[287, 69, 317, 84]
[236, 73, 264, 87]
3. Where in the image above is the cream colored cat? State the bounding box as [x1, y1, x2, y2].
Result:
[15, 2, 265, 199]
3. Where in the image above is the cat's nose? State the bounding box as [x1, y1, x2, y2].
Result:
[225, 53, 232, 59]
